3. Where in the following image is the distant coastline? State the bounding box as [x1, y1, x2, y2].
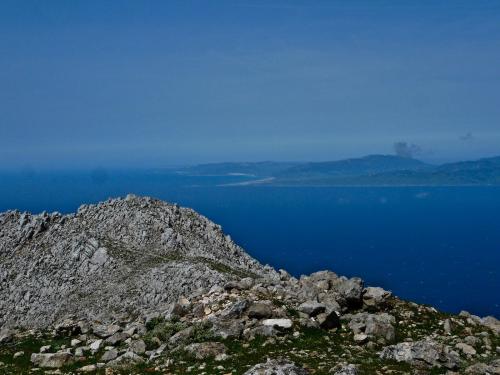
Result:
[179, 154, 500, 187]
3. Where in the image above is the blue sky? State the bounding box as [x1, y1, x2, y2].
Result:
[1, 0, 499, 168]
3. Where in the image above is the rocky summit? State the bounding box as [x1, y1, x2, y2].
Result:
[0, 196, 499, 374]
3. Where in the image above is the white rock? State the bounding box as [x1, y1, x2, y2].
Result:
[456, 343, 477, 356]
[353, 333, 368, 343]
[89, 339, 102, 351]
[30, 352, 74, 368]
[262, 319, 293, 329]
[77, 364, 97, 372]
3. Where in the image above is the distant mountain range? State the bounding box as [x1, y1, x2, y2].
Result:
[179, 155, 500, 186]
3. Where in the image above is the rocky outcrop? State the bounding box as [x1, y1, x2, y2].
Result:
[0, 196, 498, 374]
[0, 195, 277, 329]
[379, 338, 461, 369]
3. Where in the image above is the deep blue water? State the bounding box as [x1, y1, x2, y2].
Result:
[1, 170, 499, 317]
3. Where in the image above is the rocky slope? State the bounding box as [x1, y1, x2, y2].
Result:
[0, 195, 276, 329]
[0, 195, 499, 375]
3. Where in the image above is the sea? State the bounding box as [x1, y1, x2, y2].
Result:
[1, 169, 499, 317]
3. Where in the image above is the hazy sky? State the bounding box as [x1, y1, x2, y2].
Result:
[1, 0, 499, 168]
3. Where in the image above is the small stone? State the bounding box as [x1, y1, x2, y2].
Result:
[13, 351, 24, 359]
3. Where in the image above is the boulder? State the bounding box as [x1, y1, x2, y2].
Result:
[298, 301, 326, 317]
[105, 331, 129, 345]
[243, 358, 309, 374]
[464, 360, 500, 374]
[247, 302, 273, 320]
[168, 326, 194, 346]
[316, 311, 341, 330]
[107, 351, 144, 369]
[348, 313, 396, 342]
[30, 352, 74, 368]
[262, 319, 293, 329]
[481, 316, 500, 334]
[224, 277, 253, 291]
[353, 333, 368, 344]
[332, 364, 358, 375]
[55, 318, 82, 337]
[211, 320, 244, 339]
[362, 287, 392, 308]
[219, 299, 249, 319]
[455, 343, 476, 356]
[380, 339, 461, 369]
[89, 339, 102, 351]
[92, 324, 121, 339]
[0, 329, 14, 344]
[333, 277, 364, 308]
[129, 339, 146, 355]
[166, 300, 191, 320]
[184, 342, 227, 359]
[101, 349, 118, 362]
[77, 364, 98, 373]
[246, 325, 280, 338]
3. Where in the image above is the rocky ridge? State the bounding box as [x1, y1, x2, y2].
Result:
[0, 195, 499, 374]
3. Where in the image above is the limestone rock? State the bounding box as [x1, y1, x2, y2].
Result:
[243, 358, 309, 374]
[316, 311, 341, 330]
[30, 352, 74, 368]
[0, 329, 14, 344]
[363, 287, 392, 308]
[332, 364, 358, 375]
[262, 319, 293, 329]
[298, 301, 326, 317]
[101, 349, 118, 362]
[107, 351, 144, 368]
[247, 302, 274, 320]
[184, 342, 227, 359]
[129, 339, 146, 355]
[0, 196, 277, 330]
[348, 312, 396, 342]
[380, 339, 461, 369]
[455, 343, 476, 356]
